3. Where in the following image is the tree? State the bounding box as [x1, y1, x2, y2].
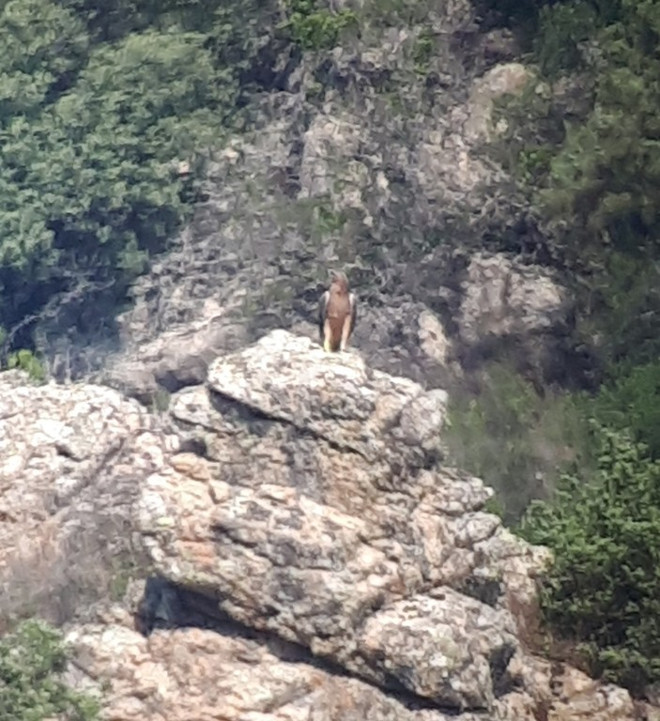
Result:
[539, 0, 660, 257]
[520, 425, 660, 693]
[0, 0, 89, 120]
[0, 8, 234, 343]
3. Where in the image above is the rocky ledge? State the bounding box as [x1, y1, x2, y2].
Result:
[0, 331, 642, 720]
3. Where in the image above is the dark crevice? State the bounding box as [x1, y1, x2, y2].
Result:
[134, 576, 465, 714]
[489, 642, 519, 698]
[458, 577, 504, 608]
[175, 435, 210, 458]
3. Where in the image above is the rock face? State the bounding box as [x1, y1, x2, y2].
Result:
[136, 330, 544, 713]
[0, 332, 639, 720]
[458, 253, 568, 346]
[0, 371, 167, 628]
[68, 622, 485, 721]
[40, 0, 582, 397]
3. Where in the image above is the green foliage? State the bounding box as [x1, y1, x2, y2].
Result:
[493, 0, 660, 375]
[0, 619, 100, 720]
[517, 145, 555, 185]
[519, 425, 660, 693]
[575, 252, 660, 368]
[280, 196, 347, 243]
[0, 0, 89, 119]
[492, 0, 660, 260]
[539, 0, 660, 256]
[314, 201, 347, 236]
[444, 362, 592, 524]
[413, 28, 434, 74]
[281, 0, 357, 50]
[362, 0, 448, 28]
[590, 361, 660, 459]
[478, 2, 660, 691]
[58, 0, 227, 40]
[534, 1, 600, 76]
[490, 77, 566, 188]
[7, 349, 45, 382]
[0, 0, 239, 344]
[474, 0, 548, 27]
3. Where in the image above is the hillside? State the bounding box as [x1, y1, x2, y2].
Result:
[1, 0, 659, 710]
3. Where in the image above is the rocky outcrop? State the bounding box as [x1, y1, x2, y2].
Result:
[136, 331, 542, 712]
[0, 332, 641, 719]
[0, 370, 167, 628]
[68, 620, 487, 721]
[458, 253, 567, 345]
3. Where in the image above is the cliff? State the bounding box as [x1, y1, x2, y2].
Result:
[38, 0, 587, 401]
[0, 332, 639, 720]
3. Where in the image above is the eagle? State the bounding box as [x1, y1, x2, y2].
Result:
[318, 270, 357, 352]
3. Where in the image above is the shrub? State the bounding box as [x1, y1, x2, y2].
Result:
[0, 619, 100, 721]
[281, 0, 357, 50]
[538, 0, 660, 257]
[0, 14, 232, 343]
[519, 425, 660, 694]
[7, 349, 46, 382]
[590, 361, 660, 459]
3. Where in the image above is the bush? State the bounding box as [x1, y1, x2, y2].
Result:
[7, 349, 46, 382]
[281, 0, 357, 50]
[538, 0, 660, 257]
[0, 619, 100, 721]
[519, 425, 660, 693]
[590, 361, 660, 459]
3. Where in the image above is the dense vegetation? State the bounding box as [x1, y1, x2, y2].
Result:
[0, 0, 274, 362]
[520, 426, 660, 695]
[454, 0, 660, 697]
[0, 619, 99, 720]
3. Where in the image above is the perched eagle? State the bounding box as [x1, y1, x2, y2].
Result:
[318, 270, 357, 352]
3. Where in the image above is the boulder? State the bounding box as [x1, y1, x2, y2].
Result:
[0, 332, 638, 719]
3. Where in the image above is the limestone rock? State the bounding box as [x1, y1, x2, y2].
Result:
[418, 309, 451, 366]
[65, 623, 477, 721]
[464, 63, 532, 144]
[0, 333, 641, 720]
[0, 371, 171, 627]
[548, 666, 636, 721]
[135, 330, 548, 711]
[458, 252, 569, 346]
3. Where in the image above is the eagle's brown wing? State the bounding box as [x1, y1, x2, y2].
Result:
[318, 290, 329, 343]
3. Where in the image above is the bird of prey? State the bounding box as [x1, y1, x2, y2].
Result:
[318, 270, 357, 352]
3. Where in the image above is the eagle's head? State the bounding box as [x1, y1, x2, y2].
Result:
[329, 269, 349, 294]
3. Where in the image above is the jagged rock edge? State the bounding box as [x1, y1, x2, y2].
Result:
[206, 384, 389, 465]
[134, 575, 462, 714]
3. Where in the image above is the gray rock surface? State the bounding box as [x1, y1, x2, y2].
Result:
[0, 371, 164, 628]
[0, 333, 641, 720]
[458, 252, 568, 346]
